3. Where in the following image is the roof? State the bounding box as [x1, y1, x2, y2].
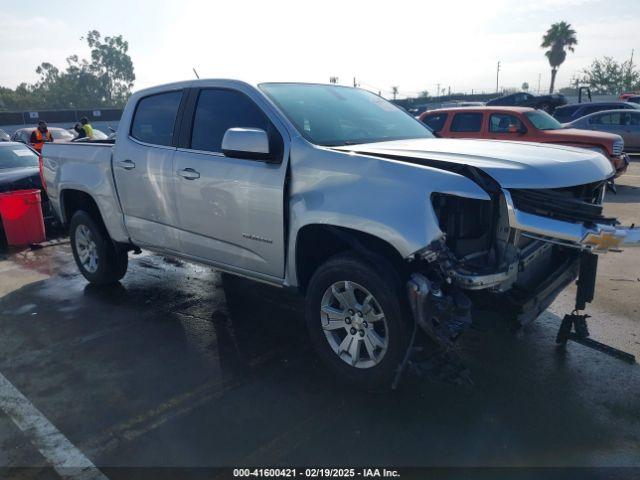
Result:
[425, 106, 535, 114]
[567, 108, 640, 122]
[557, 101, 634, 109]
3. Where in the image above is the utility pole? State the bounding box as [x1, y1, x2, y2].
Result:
[537, 73, 541, 95]
[496, 61, 501, 93]
[353, 77, 357, 88]
[436, 83, 440, 99]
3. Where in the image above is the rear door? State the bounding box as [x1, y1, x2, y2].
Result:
[587, 111, 626, 137]
[113, 89, 184, 251]
[448, 111, 484, 139]
[172, 86, 289, 279]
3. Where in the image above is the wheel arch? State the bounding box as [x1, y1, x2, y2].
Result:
[294, 224, 407, 294]
[60, 188, 103, 226]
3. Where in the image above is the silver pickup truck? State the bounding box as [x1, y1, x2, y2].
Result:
[43, 80, 639, 387]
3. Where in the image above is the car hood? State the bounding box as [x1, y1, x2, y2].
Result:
[547, 128, 619, 143]
[334, 138, 614, 189]
[0, 167, 42, 193]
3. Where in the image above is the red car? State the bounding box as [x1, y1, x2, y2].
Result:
[419, 106, 628, 176]
[619, 92, 640, 101]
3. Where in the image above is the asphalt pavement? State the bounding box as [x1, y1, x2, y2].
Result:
[0, 161, 639, 479]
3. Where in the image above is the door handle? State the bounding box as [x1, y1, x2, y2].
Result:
[178, 168, 200, 180]
[117, 159, 136, 170]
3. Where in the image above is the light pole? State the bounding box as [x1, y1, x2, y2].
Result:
[496, 61, 501, 93]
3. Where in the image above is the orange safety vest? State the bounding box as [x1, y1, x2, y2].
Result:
[32, 129, 52, 152]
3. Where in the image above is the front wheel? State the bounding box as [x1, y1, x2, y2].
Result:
[305, 253, 409, 389]
[69, 210, 128, 285]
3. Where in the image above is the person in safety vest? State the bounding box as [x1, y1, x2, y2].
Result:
[73, 123, 86, 140]
[80, 117, 94, 139]
[29, 121, 53, 153]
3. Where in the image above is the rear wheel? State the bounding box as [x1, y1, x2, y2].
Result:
[305, 253, 409, 389]
[69, 210, 128, 285]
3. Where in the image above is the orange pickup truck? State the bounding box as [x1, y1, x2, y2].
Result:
[419, 106, 629, 176]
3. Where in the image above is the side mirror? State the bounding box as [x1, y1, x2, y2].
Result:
[221, 128, 277, 163]
[507, 124, 526, 134]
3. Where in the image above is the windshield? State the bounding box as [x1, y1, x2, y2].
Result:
[524, 110, 563, 130]
[260, 83, 434, 146]
[0, 145, 39, 169]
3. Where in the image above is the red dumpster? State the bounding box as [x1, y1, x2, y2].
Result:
[0, 189, 46, 246]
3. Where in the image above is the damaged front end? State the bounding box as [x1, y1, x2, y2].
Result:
[405, 178, 640, 351]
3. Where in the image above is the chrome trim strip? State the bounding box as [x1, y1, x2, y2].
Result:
[502, 189, 640, 251]
[127, 135, 176, 151]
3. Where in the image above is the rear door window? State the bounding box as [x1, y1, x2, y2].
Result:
[422, 112, 448, 133]
[131, 90, 183, 146]
[591, 112, 623, 125]
[450, 112, 483, 132]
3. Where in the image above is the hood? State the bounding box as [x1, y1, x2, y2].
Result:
[334, 138, 614, 189]
[545, 128, 619, 144]
[0, 167, 42, 194]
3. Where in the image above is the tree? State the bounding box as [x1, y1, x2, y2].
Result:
[0, 29, 135, 110]
[579, 57, 640, 94]
[521, 82, 529, 91]
[419, 90, 429, 98]
[391, 86, 399, 100]
[541, 21, 577, 93]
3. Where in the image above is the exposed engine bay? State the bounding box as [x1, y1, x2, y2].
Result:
[407, 179, 611, 349]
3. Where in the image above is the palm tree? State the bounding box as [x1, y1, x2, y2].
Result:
[541, 21, 577, 93]
[391, 86, 399, 100]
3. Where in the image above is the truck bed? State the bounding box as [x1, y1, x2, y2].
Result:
[42, 141, 130, 243]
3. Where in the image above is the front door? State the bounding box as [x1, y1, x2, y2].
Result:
[113, 90, 183, 251]
[487, 112, 526, 141]
[172, 87, 288, 279]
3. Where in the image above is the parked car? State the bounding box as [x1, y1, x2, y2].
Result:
[486, 92, 566, 112]
[619, 92, 640, 101]
[553, 102, 640, 123]
[0, 142, 53, 243]
[11, 127, 75, 145]
[565, 109, 640, 153]
[0, 129, 10, 142]
[43, 80, 640, 388]
[626, 96, 640, 105]
[66, 128, 110, 141]
[419, 106, 628, 176]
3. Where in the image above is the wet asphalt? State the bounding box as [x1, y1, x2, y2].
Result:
[0, 244, 639, 475]
[0, 161, 639, 477]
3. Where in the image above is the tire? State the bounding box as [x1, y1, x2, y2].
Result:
[69, 210, 128, 285]
[540, 103, 553, 113]
[305, 252, 409, 390]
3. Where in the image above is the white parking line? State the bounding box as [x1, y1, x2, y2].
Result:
[0, 371, 108, 480]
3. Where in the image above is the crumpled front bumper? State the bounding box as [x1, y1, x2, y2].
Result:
[612, 153, 630, 178]
[503, 189, 640, 253]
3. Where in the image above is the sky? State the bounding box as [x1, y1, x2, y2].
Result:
[0, 0, 638, 99]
